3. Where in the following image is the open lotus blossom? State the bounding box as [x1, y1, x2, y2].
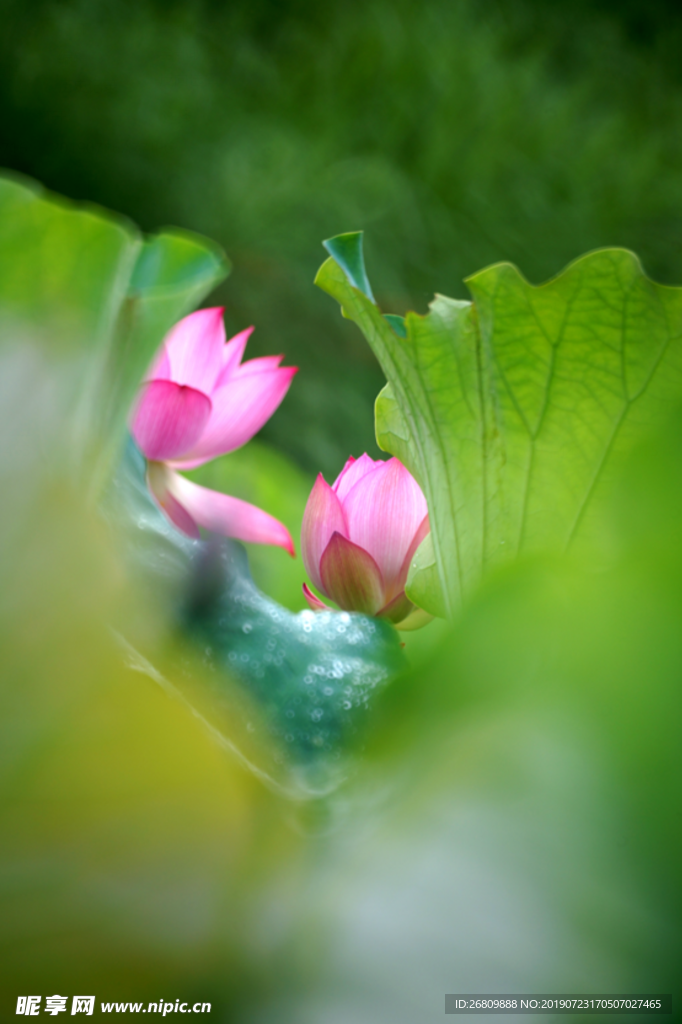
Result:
[301, 454, 430, 627]
[131, 307, 297, 554]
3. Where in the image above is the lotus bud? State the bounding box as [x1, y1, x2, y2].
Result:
[301, 454, 431, 629]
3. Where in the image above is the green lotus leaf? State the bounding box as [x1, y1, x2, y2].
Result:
[317, 236, 682, 618]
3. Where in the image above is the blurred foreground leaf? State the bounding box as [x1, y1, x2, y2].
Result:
[251, 409, 682, 1023]
[0, 171, 229, 482]
[0, 348, 294, 1015]
[317, 236, 682, 618]
[0, 175, 402, 1016]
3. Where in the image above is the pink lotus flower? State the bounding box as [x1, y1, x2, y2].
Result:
[301, 454, 430, 626]
[131, 307, 297, 554]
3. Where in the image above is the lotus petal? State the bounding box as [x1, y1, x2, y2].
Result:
[301, 474, 348, 594]
[343, 458, 428, 598]
[232, 354, 285, 377]
[146, 461, 201, 538]
[319, 531, 385, 615]
[377, 589, 414, 624]
[302, 583, 332, 612]
[148, 343, 172, 382]
[333, 452, 379, 502]
[214, 326, 254, 388]
[166, 470, 295, 554]
[164, 307, 226, 394]
[173, 365, 297, 468]
[131, 380, 212, 461]
[395, 513, 430, 599]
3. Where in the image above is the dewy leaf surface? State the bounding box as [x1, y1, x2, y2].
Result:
[107, 441, 406, 798]
[316, 243, 682, 618]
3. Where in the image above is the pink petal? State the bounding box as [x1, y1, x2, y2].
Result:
[214, 327, 255, 388]
[166, 470, 295, 554]
[131, 380, 212, 461]
[343, 458, 428, 599]
[376, 589, 414, 625]
[333, 455, 355, 483]
[163, 307, 226, 393]
[319, 532, 385, 615]
[302, 583, 332, 612]
[301, 474, 348, 595]
[171, 366, 297, 468]
[234, 355, 285, 377]
[395, 513, 430, 596]
[333, 452, 380, 502]
[146, 462, 201, 539]
[148, 344, 172, 381]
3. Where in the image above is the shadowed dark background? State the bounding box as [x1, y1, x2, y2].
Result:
[2, 0, 682, 475]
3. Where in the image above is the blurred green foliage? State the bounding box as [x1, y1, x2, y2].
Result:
[3, 0, 682, 476]
[0, 172, 228, 489]
[270, 416, 682, 1020]
[1, 1, 682, 1016]
[2, 169, 679, 1013]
